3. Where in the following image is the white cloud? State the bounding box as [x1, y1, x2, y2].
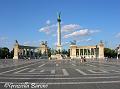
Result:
[61, 24, 80, 32]
[23, 41, 30, 45]
[77, 38, 92, 42]
[38, 23, 81, 35]
[53, 42, 57, 46]
[62, 42, 69, 46]
[89, 30, 100, 33]
[64, 29, 100, 38]
[23, 40, 40, 46]
[86, 38, 92, 41]
[115, 32, 120, 38]
[0, 36, 11, 47]
[64, 29, 89, 38]
[38, 21, 100, 39]
[0, 37, 8, 41]
[38, 24, 57, 34]
[46, 20, 50, 25]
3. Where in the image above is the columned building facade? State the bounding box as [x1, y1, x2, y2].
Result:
[13, 40, 48, 59]
[70, 41, 104, 59]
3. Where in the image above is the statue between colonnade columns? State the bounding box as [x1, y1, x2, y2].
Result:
[13, 40, 48, 59]
[70, 40, 104, 59]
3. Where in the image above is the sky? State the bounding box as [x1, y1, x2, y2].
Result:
[0, 0, 120, 50]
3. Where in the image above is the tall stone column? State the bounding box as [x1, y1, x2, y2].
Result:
[56, 12, 62, 51]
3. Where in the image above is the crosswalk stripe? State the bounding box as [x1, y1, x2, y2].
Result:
[38, 63, 46, 67]
[14, 68, 29, 74]
[101, 70, 109, 73]
[72, 64, 76, 66]
[51, 70, 55, 74]
[56, 64, 59, 66]
[87, 64, 96, 67]
[87, 69, 108, 73]
[111, 70, 120, 72]
[62, 69, 69, 76]
[75, 69, 87, 75]
[87, 70, 97, 73]
[0, 61, 42, 74]
[28, 69, 36, 72]
[40, 69, 45, 72]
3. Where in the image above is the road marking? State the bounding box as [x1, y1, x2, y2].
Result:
[87, 64, 96, 67]
[40, 69, 45, 72]
[111, 70, 120, 73]
[38, 63, 46, 67]
[12, 73, 45, 74]
[0, 76, 119, 80]
[62, 69, 69, 76]
[0, 61, 42, 74]
[28, 69, 36, 72]
[56, 64, 59, 66]
[51, 70, 55, 74]
[1, 80, 120, 84]
[4, 74, 64, 76]
[101, 70, 109, 73]
[75, 69, 87, 75]
[14, 68, 29, 74]
[44, 81, 120, 84]
[87, 70, 97, 73]
[72, 63, 76, 66]
[87, 69, 108, 73]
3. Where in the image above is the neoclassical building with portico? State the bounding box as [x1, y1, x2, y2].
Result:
[70, 41, 104, 59]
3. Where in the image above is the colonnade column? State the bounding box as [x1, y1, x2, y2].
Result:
[83, 49, 84, 57]
[90, 48, 91, 58]
[87, 49, 88, 58]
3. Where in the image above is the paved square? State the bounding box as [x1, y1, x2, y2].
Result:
[0, 59, 120, 89]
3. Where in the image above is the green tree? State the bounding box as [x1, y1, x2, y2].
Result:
[38, 50, 42, 57]
[9, 49, 14, 58]
[1, 47, 10, 59]
[48, 48, 51, 57]
[0, 48, 2, 58]
[62, 49, 67, 55]
[67, 49, 70, 57]
[104, 48, 117, 58]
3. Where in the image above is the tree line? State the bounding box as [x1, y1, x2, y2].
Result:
[104, 48, 117, 58]
[0, 47, 14, 59]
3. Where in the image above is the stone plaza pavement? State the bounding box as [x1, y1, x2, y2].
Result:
[0, 59, 41, 68]
[0, 58, 120, 89]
